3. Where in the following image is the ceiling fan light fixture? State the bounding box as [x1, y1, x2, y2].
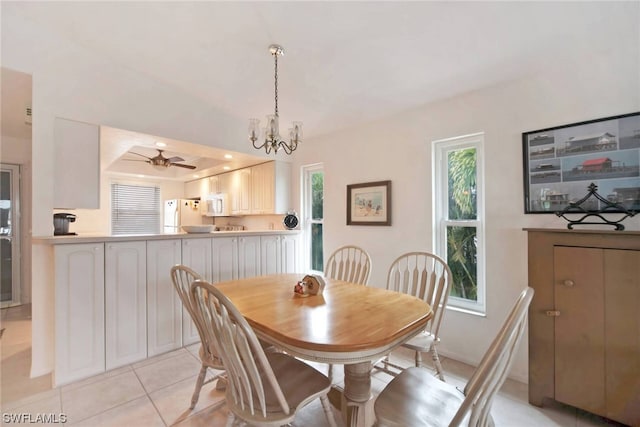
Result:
[249, 44, 302, 155]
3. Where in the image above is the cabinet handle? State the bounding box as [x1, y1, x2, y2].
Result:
[545, 310, 561, 317]
[562, 280, 575, 287]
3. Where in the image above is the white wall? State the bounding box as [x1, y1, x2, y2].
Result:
[290, 47, 640, 382]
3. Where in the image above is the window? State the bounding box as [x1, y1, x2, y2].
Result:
[433, 133, 485, 313]
[303, 164, 324, 272]
[111, 183, 161, 235]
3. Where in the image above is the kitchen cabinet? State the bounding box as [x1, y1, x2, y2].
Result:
[238, 235, 261, 278]
[181, 238, 212, 345]
[54, 243, 105, 385]
[209, 173, 231, 195]
[260, 234, 300, 275]
[105, 241, 147, 370]
[213, 236, 238, 282]
[53, 118, 100, 209]
[251, 161, 291, 214]
[229, 168, 252, 215]
[212, 235, 261, 282]
[147, 239, 183, 356]
[526, 229, 640, 426]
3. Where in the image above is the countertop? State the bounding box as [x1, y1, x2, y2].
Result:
[32, 229, 301, 244]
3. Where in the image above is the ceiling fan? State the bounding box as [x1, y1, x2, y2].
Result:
[125, 149, 196, 170]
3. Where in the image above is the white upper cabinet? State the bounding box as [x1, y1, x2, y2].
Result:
[251, 161, 291, 215]
[54, 118, 100, 209]
[230, 168, 252, 215]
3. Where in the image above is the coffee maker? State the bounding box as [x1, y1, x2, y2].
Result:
[53, 213, 77, 236]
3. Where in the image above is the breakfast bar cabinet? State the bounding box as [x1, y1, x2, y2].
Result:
[147, 239, 183, 356]
[181, 237, 213, 345]
[105, 241, 147, 369]
[54, 243, 105, 385]
[526, 229, 640, 426]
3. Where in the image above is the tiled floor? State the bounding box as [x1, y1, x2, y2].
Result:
[0, 304, 628, 426]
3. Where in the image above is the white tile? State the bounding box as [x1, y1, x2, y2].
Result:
[61, 370, 146, 424]
[70, 396, 165, 427]
[135, 352, 201, 394]
[0, 393, 62, 426]
[148, 375, 225, 425]
[61, 365, 133, 393]
[131, 348, 190, 370]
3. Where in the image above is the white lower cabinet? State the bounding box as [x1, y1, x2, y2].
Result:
[280, 234, 300, 273]
[147, 239, 183, 356]
[105, 241, 147, 370]
[260, 234, 300, 275]
[54, 243, 105, 386]
[181, 238, 213, 345]
[238, 236, 261, 278]
[213, 236, 238, 282]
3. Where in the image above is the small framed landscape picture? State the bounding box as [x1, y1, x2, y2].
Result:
[346, 180, 391, 226]
[522, 112, 640, 214]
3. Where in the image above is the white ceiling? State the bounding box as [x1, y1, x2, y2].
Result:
[2, 1, 638, 180]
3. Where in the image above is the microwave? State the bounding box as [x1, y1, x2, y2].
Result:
[202, 193, 230, 217]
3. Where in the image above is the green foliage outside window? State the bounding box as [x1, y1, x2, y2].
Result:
[447, 148, 478, 301]
[311, 172, 324, 271]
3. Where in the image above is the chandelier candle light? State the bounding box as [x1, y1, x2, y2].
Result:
[249, 44, 303, 155]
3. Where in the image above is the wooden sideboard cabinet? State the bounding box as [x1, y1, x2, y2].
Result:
[526, 228, 640, 426]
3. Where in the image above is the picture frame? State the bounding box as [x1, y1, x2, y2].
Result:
[522, 112, 640, 214]
[346, 180, 392, 225]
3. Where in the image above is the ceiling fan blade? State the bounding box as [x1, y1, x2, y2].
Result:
[171, 163, 197, 170]
[167, 156, 185, 162]
[121, 159, 147, 162]
[128, 151, 152, 160]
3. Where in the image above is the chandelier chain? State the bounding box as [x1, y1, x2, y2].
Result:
[273, 52, 279, 116]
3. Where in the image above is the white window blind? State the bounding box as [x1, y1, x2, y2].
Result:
[111, 183, 161, 235]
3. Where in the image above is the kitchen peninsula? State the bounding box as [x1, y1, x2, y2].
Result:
[32, 229, 301, 386]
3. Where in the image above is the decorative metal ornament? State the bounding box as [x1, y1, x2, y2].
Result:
[555, 182, 637, 230]
[248, 44, 303, 155]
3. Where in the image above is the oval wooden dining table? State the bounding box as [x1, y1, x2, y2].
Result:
[213, 273, 433, 427]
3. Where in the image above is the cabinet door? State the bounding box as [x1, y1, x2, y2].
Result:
[105, 241, 147, 369]
[251, 162, 274, 214]
[238, 236, 261, 279]
[280, 234, 300, 273]
[260, 235, 281, 275]
[54, 243, 105, 385]
[147, 239, 182, 356]
[54, 118, 100, 209]
[184, 179, 201, 199]
[213, 236, 238, 282]
[181, 238, 212, 345]
[604, 249, 640, 425]
[553, 246, 605, 415]
[230, 169, 252, 215]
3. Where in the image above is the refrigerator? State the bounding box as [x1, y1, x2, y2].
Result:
[164, 199, 203, 233]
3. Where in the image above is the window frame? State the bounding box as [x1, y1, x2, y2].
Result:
[301, 163, 324, 273]
[433, 132, 486, 314]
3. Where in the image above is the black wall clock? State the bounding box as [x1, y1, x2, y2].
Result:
[283, 211, 299, 230]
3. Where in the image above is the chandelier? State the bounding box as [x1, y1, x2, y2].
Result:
[249, 44, 302, 155]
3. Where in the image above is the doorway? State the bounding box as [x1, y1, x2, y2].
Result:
[0, 163, 21, 307]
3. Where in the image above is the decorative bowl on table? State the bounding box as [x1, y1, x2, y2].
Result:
[182, 225, 214, 233]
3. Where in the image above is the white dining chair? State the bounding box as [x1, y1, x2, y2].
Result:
[190, 279, 338, 427]
[324, 245, 372, 383]
[324, 245, 372, 285]
[170, 265, 226, 409]
[375, 252, 452, 380]
[374, 287, 534, 427]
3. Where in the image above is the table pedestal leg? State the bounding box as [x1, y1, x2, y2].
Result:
[342, 362, 374, 427]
